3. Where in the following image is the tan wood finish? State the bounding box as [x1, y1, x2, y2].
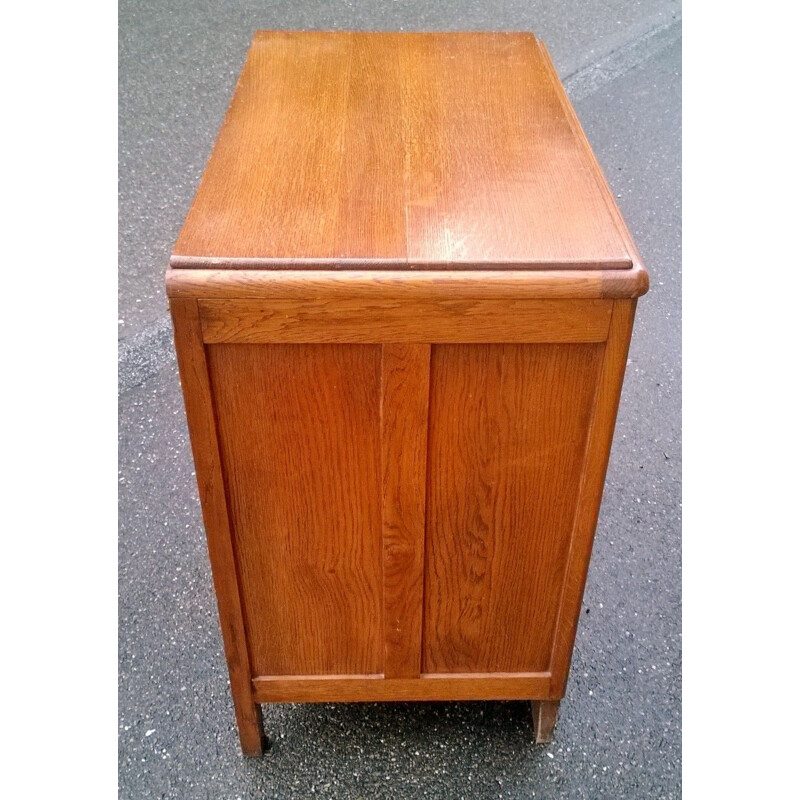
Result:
[198, 298, 613, 344]
[166, 267, 649, 301]
[206, 343, 384, 677]
[547, 300, 638, 695]
[423, 343, 604, 674]
[381, 344, 430, 679]
[253, 673, 552, 703]
[167, 30, 649, 755]
[171, 32, 632, 271]
[400, 34, 630, 269]
[169, 299, 266, 756]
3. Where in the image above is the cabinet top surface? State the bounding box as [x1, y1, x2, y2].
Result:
[171, 31, 635, 271]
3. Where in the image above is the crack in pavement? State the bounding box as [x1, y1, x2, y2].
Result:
[563, 17, 682, 102]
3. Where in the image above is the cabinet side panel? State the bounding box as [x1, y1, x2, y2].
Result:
[423, 343, 603, 674]
[206, 343, 383, 676]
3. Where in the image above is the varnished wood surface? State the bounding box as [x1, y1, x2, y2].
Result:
[206, 343, 384, 676]
[197, 298, 613, 344]
[381, 344, 430, 678]
[423, 343, 603, 674]
[400, 34, 629, 269]
[169, 299, 265, 756]
[548, 300, 638, 694]
[170, 296, 645, 752]
[167, 266, 650, 301]
[252, 672, 552, 703]
[172, 31, 633, 271]
[167, 33, 650, 754]
[537, 40, 649, 278]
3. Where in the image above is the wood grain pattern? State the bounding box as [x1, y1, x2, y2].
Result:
[166, 266, 649, 301]
[197, 298, 613, 344]
[400, 33, 630, 268]
[205, 343, 384, 676]
[167, 31, 650, 755]
[174, 32, 405, 264]
[548, 300, 638, 696]
[423, 343, 604, 674]
[536, 39, 649, 281]
[381, 344, 430, 678]
[252, 672, 552, 703]
[169, 299, 265, 756]
[171, 31, 632, 271]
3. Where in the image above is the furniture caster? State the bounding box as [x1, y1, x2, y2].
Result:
[530, 700, 560, 744]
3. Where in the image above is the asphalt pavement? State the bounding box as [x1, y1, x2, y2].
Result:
[119, 3, 681, 797]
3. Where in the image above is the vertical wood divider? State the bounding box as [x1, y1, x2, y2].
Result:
[381, 343, 431, 678]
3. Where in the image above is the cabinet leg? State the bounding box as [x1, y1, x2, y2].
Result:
[530, 700, 560, 744]
[235, 701, 268, 757]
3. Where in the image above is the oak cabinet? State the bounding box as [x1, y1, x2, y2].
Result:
[168, 31, 648, 756]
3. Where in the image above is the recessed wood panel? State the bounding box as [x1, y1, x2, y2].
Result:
[206, 343, 383, 676]
[423, 343, 604, 674]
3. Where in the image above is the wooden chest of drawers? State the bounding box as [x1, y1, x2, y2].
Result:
[167, 31, 648, 756]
